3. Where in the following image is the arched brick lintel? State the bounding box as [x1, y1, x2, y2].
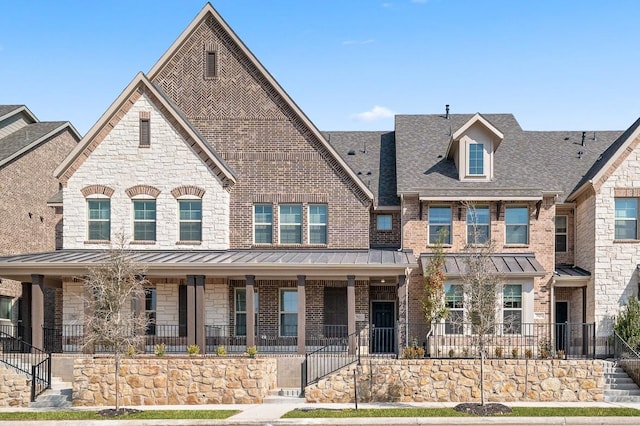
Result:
[81, 185, 115, 198]
[171, 185, 206, 199]
[125, 185, 161, 198]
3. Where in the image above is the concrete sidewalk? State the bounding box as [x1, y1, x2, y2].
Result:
[1, 400, 639, 425]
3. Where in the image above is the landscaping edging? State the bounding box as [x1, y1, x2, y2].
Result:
[73, 357, 277, 406]
[305, 358, 604, 403]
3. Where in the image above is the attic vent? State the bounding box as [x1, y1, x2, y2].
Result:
[578, 150, 584, 159]
[205, 51, 217, 78]
[347, 149, 356, 155]
[581, 131, 586, 146]
[445, 104, 450, 119]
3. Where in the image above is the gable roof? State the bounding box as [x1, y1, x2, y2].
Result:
[325, 131, 399, 208]
[0, 105, 80, 169]
[147, 2, 373, 202]
[446, 113, 504, 159]
[54, 72, 237, 187]
[567, 117, 640, 201]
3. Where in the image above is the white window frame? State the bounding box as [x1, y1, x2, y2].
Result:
[87, 196, 111, 241]
[279, 289, 298, 337]
[132, 197, 157, 242]
[505, 206, 529, 245]
[444, 283, 464, 334]
[0, 296, 12, 321]
[178, 198, 202, 242]
[235, 288, 258, 337]
[308, 204, 328, 244]
[502, 284, 523, 334]
[555, 215, 568, 252]
[376, 214, 392, 231]
[615, 198, 638, 240]
[253, 204, 273, 244]
[279, 204, 302, 244]
[467, 206, 490, 244]
[468, 142, 485, 176]
[428, 206, 452, 245]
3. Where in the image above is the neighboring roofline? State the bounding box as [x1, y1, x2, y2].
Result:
[54, 72, 236, 185]
[418, 196, 542, 201]
[445, 113, 505, 158]
[0, 122, 81, 169]
[567, 117, 640, 202]
[146, 3, 373, 201]
[0, 105, 37, 123]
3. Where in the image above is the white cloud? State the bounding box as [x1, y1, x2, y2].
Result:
[342, 39, 374, 45]
[352, 106, 396, 121]
[382, 2, 393, 7]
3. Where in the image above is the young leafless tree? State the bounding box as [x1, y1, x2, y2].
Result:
[83, 235, 149, 412]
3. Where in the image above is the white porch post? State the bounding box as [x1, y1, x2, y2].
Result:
[246, 275, 255, 348]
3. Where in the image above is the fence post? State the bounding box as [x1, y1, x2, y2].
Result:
[300, 357, 307, 397]
[564, 322, 569, 358]
[592, 322, 596, 359]
[357, 331, 361, 365]
[30, 364, 36, 402]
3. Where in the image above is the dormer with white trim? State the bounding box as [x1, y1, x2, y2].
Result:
[446, 113, 504, 182]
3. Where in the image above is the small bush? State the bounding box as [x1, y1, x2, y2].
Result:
[216, 345, 227, 356]
[246, 345, 258, 358]
[462, 347, 470, 357]
[615, 296, 640, 351]
[154, 343, 166, 357]
[125, 345, 136, 357]
[524, 348, 533, 359]
[511, 347, 519, 358]
[448, 348, 455, 358]
[402, 345, 425, 359]
[187, 344, 200, 356]
[494, 346, 503, 358]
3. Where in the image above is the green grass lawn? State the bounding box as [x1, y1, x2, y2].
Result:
[0, 409, 239, 421]
[282, 407, 640, 418]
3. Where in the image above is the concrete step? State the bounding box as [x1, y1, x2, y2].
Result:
[605, 394, 640, 403]
[263, 395, 305, 404]
[29, 377, 72, 409]
[269, 388, 303, 398]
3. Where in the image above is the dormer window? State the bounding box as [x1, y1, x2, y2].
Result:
[468, 142, 484, 175]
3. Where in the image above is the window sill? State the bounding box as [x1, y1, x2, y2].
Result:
[84, 240, 110, 245]
[176, 241, 202, 245]
[504, 244, 529, 248]
[130, 240, 157, 245]
[427, 244, 452, 249]
[251, 243, 329, 248]
[613, 239, 640, 243]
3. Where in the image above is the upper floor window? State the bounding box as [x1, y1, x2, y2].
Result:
[503, 284, 522, 334]
[178, 200, 202, 242]
[280, 289, 298, 337]
[615, 198, 638, 240]
[505, 206, 528, 245]
[377, 214, 392, 231]
[468, 143, 484, 175]
[309, 204, 327, 244]
[467, 206, 490, 244]
[139, 118, 150, 147]
[87, 199, 110, 241]
[555, 216, 568, 252]
[279, 204, 302, 244]
[428, 206, 451, 245]
[133, 200, 156, 241]
[254, 204, 273, 244]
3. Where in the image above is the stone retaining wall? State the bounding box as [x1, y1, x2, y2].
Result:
[0, 367, 30, 407]
[73, 357, 277, 406]
[305, 359, 604, 403]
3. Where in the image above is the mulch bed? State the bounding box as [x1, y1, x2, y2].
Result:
[454, 403, 512, 416]
[97, 408, 141, 417]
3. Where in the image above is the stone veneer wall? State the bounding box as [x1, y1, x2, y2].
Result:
[0, 367, 31, 407]
[305, 359, 603, 403]
[73, 357, 276, 406]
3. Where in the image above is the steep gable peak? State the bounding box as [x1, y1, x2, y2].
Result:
[54, 71, 236, 187]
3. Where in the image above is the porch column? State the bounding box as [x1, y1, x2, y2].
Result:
[246, 275, 255, 348]
[397, 274, 407, 350]
[347, 275, 356, 354]
[194, 275, 205, 352]
[297, 275, 306, 354]
[31, 274, 45, 351]
[186, 275, 196, 347]
[20, 283, 32, 345]
[134, 280, 145, 352]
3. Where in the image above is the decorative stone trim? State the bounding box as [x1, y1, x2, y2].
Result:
[81, 185, 114, 198]
[614, 188, 640, 197]
[139, 111, 151, 120]
[171, 185, 205, 199]
[125, 185, 161, 198]
[254, 193, 328, 203]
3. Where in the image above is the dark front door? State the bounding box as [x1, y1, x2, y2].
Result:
[555, 301, 568, 352]
[371, 301, 395, 353]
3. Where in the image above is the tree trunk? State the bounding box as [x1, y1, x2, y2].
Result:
[480, 349, 485, 406]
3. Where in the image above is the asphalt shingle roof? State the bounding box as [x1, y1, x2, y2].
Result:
[0, 121, 67, 165]
[0, 105, 23, 118]
[325, 131, 399, 207]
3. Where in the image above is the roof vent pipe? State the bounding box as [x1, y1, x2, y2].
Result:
[581, 131, 586, 146]
[445, 104, 450, 119]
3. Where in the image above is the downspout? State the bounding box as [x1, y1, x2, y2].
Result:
[405, 267, 411, 343]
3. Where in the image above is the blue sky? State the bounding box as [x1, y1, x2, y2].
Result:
[1, 0, 639, 135]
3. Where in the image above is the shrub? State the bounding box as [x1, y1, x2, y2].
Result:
[448, 348, 455, 358]
[216, 345, 227, 356]
[524, 348, 533, 359]
[187, 344, 200, 356]
[494, 346, 503, 358]
[246, 345, 258, 358]
[615, 296, 640, 351]
[154, 343, 166, 357]
[125, 345, 136, 357]
[511, 347, 519, 358]
[402, 345, 425, 359]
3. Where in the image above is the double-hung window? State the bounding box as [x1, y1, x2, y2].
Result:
[555, 216, 568, 252]
[144, 288, 157, 336]
[279, 204, 302, 244]
[468, 143, 484, 175]
[254, 204, 273, 244]
[0, 297, 12, 321]
[505, 206, 528, 244]
[503, 285, 522, 334]
[133, 200, 156, 241]
[445, 284, 463, 334]
[377, 214, 392, 231]
[428, 206, 451, 244]
[309, 204, 327, 244]
[615, 198, 638, 240]
[87, 199, 110, 241]
[235, 288, 258, 336]
[179, 200, 202, 242]
[280, 289, 298, 337]
[467, 206, 490, 244]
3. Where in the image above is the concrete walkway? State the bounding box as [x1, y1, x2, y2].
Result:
[1, 400, 639, 425]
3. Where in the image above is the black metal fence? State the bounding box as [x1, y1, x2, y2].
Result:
[0, 330, 50, 401]
[302, 329, 360, 393]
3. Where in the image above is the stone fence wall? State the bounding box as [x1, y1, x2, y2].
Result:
[73, 357, 277, 406]
[305, 359, 604, 403]
[0, 367, 30, 407]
